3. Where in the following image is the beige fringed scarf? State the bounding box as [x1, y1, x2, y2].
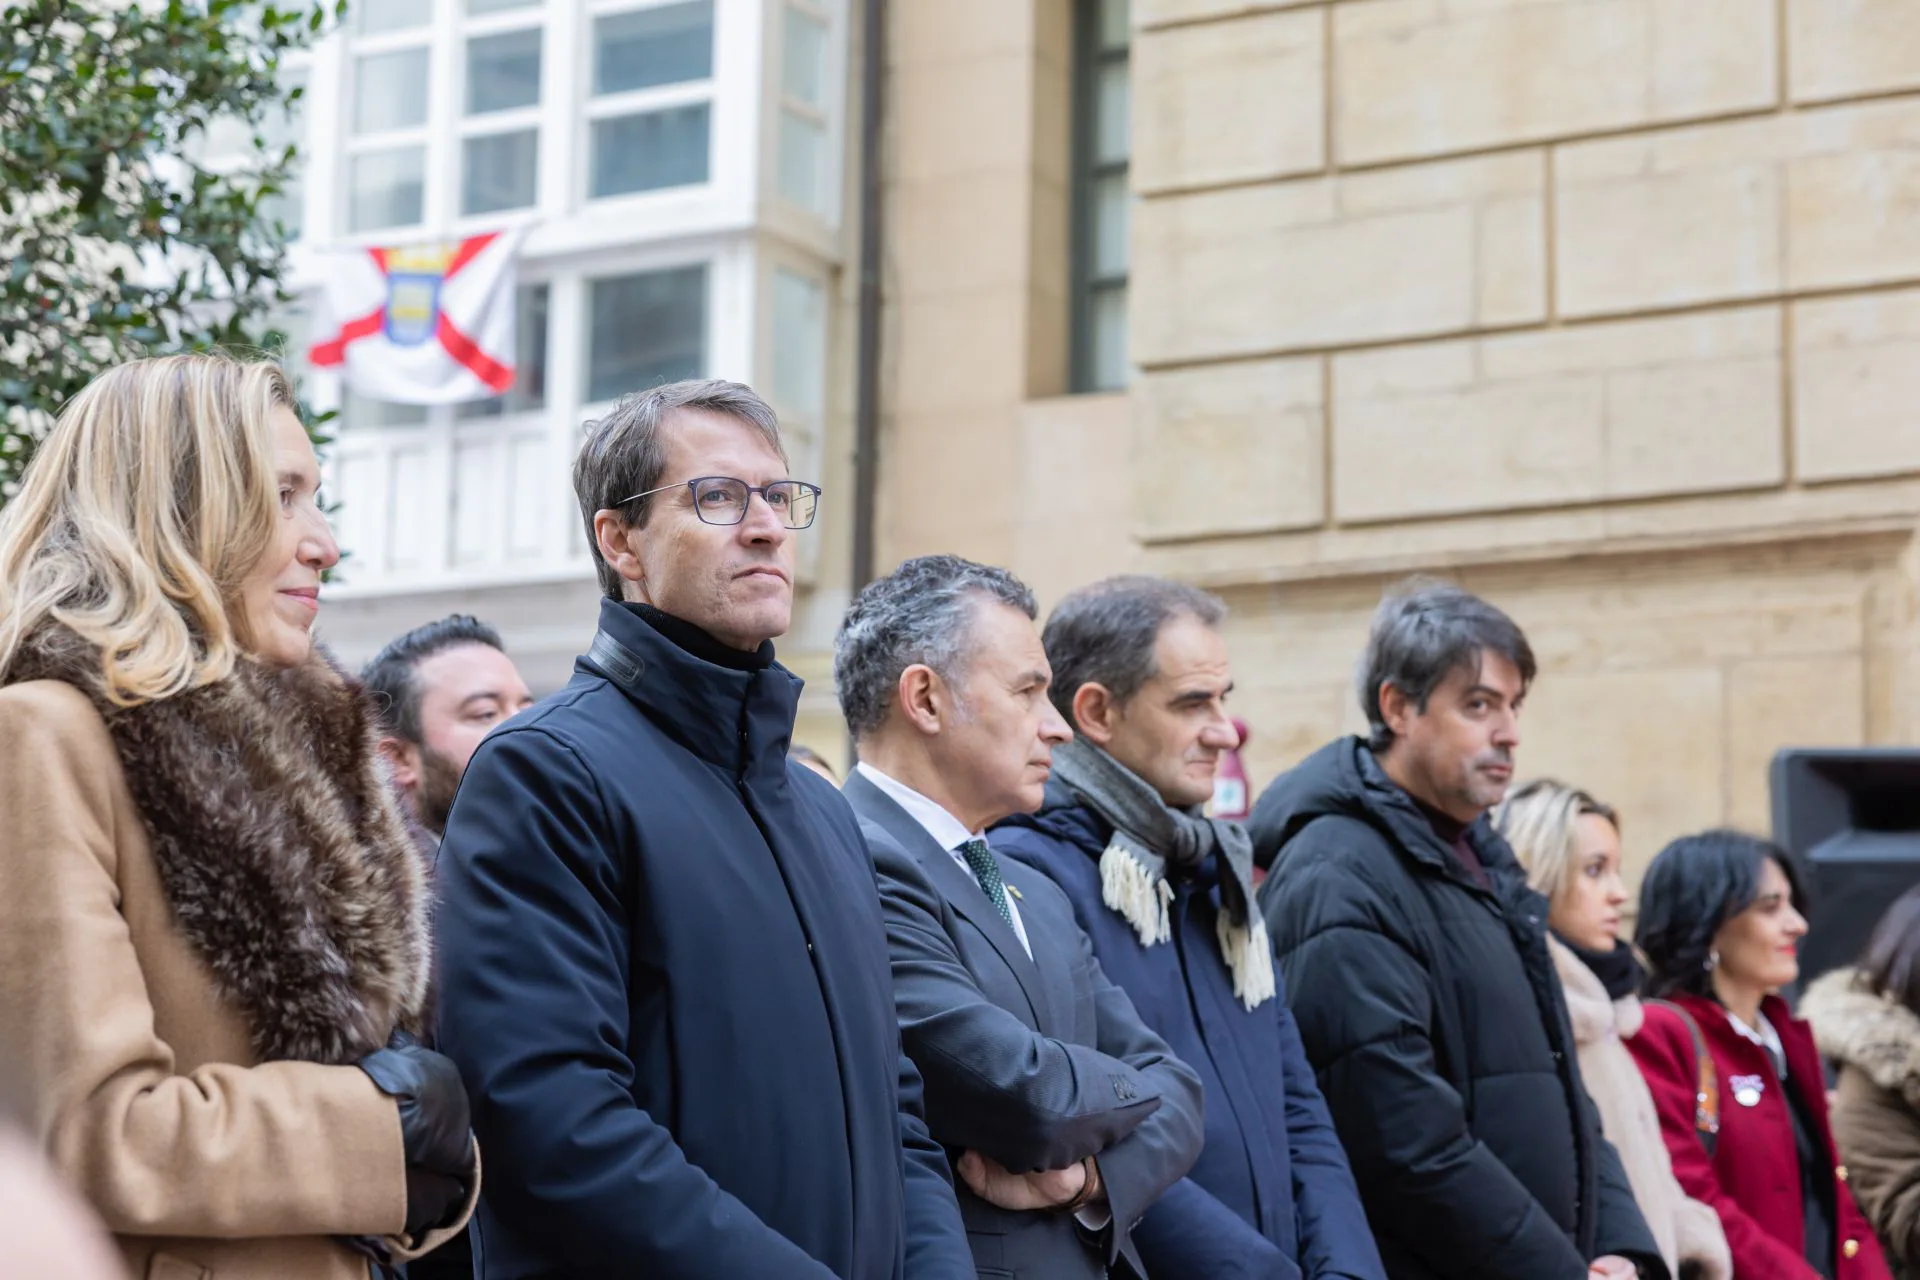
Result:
[1051, 737, 1275, 1010]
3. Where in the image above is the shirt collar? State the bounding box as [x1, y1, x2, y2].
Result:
[854, 761, 981, 852]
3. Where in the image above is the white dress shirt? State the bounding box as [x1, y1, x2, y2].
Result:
[855, 762, 1032, 959]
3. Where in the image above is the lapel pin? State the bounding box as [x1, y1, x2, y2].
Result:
[1006, 885, 1023, 900]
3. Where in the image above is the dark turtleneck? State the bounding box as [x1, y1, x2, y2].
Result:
[626, 601, 775, 673]
[1413, 797, 1491, 889]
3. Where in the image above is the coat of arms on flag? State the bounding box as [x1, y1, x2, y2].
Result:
[310, 226, 529, 405]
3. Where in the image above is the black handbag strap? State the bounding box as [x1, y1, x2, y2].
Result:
[1647, 998, 1720, 1158]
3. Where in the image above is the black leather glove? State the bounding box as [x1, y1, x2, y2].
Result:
[403, 1167, 468, 1238]
[358, 1043, 475, 1179]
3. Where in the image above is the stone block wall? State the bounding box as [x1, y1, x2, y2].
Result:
[880, 0, 1920, 880]
[1120, 0, 1920, 875]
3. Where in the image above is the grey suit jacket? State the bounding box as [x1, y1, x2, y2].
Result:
[844, 771, 1204, 1280]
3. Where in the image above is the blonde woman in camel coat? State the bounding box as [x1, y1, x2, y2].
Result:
[0, 355, 477, 1280]
[1499, 780, 1732, 1280]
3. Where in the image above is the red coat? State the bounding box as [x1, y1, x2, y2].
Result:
[1628, 992, 1891, 1280]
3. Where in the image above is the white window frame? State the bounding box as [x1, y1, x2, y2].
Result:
[771, 0, 831, 217]
[579, 0, 722, 209]
[455, 8, 548, 222]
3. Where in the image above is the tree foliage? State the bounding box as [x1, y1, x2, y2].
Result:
[0, 0, 341, 504]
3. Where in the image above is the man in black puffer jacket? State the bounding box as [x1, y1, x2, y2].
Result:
[1253, 578, 1664, 1280]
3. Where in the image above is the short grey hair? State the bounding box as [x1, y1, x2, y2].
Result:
[835, 554, 1037, 737]
[1360, 575, 1536, 750]
[1041, 575, 1226, 724]
[572, 379, 787, 599]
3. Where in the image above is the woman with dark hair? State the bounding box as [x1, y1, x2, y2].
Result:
[1629, 829, 1889, 1280]
[1802, 884, 1920, 1277]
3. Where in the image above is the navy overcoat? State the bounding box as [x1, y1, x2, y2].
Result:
[436, 600, 971, 1278]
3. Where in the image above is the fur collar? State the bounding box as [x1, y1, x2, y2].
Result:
[1804, 967, 1920, 1111]
[5, 628, 432, 1065]
[1551, 935, 1645, 1047]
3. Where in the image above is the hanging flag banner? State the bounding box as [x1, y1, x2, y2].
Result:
[309, 226, 529, 404]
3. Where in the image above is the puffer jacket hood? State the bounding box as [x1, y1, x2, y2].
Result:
[1805, 967, 1920, 1112]
[1249, 735, 1494, 879]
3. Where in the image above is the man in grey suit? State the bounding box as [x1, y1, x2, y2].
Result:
[835, 554, 1205, 1280]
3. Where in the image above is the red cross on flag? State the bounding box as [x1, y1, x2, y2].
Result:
[309, 227, 529, 405]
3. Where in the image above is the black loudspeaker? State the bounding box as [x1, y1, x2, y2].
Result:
[1770, 748, 1920, 985]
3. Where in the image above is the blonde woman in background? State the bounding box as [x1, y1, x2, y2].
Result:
[1497, 779, 1732, 1280]
[0, 354, 477, 1279]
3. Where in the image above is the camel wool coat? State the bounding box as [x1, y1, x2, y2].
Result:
[1551, 939, 1732, 1280]
[0, 649, 476, 1280]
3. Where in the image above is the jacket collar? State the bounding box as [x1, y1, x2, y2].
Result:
[580, 598, 801, 777]
[1804, 968, 1920, 1107]
[844, 769, 1063, 1037]
[4, 629, 432, 1064]
[1349, 742, 1523, 892]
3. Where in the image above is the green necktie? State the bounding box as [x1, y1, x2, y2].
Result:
[958, 838, 1015, 931]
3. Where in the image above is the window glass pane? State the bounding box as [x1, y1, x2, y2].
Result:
[263, 180, 304, 242]
[348, 146, 426, 231]
[467, 29, 542, 114]
[594, 1, 713, 95]
[457, 284, 550, 418]
[1091, 170, 1128, 279]
[462, 129, 539, 214]
[782, 7, 827, 109]
[777, 109, 823, 213]
[357, 0, 432, 34]
[468, 0, 540, 12]
[1089, 284, 1128, 391]
[771, 269, 826, 421]
[590, 104, 709, 197]
[270, 305, 310, 382]
[1094, 60, 1129, 165]
[342, 390, 430, 428]
[1097, 0, 1130, 52]
[261, 70, 308, 156]
[354, 48, 430, 134]
[586, 265, 707, 402]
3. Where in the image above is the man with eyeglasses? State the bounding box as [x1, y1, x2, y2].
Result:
[434, 380, 973, 1279]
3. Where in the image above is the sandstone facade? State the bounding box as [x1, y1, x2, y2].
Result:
[879, 0, 1920, 888]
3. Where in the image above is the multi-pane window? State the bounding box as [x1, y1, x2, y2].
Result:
[777, 3, 830, 214]
[1071, 0, 1130, 393]
[461, 12, 543, 215]
[346, 8, 431, 232]
[586, 264, 708, 402]
[344, 0, 547, 233]
[587, 1, 716, 199]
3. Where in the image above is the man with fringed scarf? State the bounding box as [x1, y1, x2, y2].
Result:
[992, 575, 1385, 1280]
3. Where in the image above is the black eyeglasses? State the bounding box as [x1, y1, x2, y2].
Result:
[618, 475, 822, 529]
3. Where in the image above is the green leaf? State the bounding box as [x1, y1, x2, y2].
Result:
[0, 0, 335, 500]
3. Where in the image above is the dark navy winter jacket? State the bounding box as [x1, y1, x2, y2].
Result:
[434, 600, 972, 1279]
[992, 781, 1385, 1280]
